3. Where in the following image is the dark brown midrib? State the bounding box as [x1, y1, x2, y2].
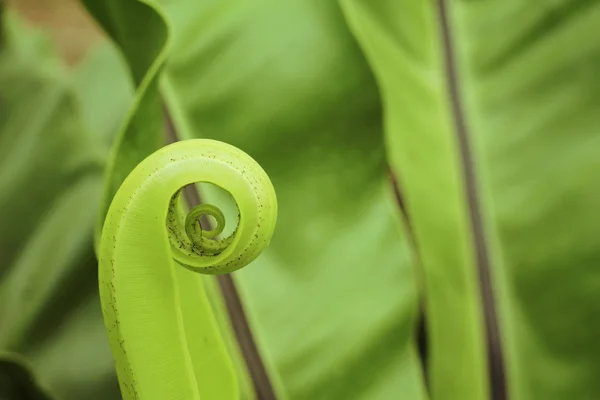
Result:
[435, 2, 507, 400]
[163, 104, 277, 400]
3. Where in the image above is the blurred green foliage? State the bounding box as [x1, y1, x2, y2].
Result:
[2, 0, 600, 399]
[342, 0, 600, 398]
[0, 11, 131, 399]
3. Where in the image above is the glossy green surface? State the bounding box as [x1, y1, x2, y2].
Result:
[342, 0, 600, 398]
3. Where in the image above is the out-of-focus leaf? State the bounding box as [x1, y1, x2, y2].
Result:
[80, 0, 169, 242]
[0, 12, 129, 399]
[83, 0, 427, 398]
[0, 355, 52, 400]
[341, 0, 600, 399]
[73, 40, 135, 147]
[339, 2, 489, 398]
[0, 2, 4, 46]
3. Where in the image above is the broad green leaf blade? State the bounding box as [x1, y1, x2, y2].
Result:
[0, 12, 124, 399]
[160, 1, 427, 398]
[82, 1, 166, 85]
[339, 2, 489, 398]
[342, 0, 600, 399]
[452, 2, 600, 399]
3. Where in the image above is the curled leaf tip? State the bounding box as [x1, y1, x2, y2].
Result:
[98, 138, 277, 399]
[102, 138, 277, 276]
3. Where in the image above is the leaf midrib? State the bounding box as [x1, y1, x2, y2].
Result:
[435, 1, 507, 399]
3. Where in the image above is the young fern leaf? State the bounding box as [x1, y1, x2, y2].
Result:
[98, 139, 277, 400]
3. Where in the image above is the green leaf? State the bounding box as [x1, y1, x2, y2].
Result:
[80, 0, 169, 243]
[83, 0, 427, 398]
[341, 0, 600, 399]
[0, 12, 129, 399]
[73, 40, 135, 147]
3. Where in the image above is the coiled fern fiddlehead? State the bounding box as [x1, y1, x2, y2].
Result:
[98, 139, 277, 400]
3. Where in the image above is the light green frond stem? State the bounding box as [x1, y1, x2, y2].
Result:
[98, 139, 277, 400]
